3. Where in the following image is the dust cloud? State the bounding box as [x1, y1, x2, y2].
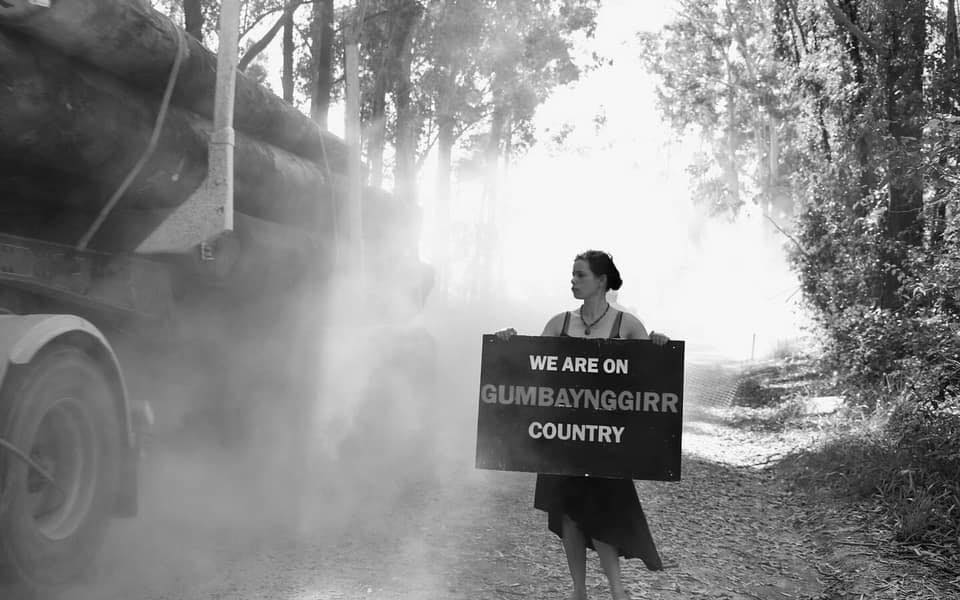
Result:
[36, 214, 803, 600]
[43, 231, 794, 600]
[40, 230, 507, 599]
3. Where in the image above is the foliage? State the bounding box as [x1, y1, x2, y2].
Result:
[645, 0, 960, 562]
[640, 0, 794, 218]
[412, 0, 600, 173]
[645, 1, 959, 405]
[149, 0, 600, 194]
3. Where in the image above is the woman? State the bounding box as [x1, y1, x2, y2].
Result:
[496, 250, 669, 600]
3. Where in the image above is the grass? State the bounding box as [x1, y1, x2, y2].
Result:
[779, 415, 959, 553]
[728, 355, 838, 432]
[730, 356, 960, 572]
[726, 397, 809, 432]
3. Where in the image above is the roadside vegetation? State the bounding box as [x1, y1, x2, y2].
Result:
[731, 353, 960, 588]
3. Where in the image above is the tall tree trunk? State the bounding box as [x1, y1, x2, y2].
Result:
[184, 0, 203, 40]
[879, 0, 925, 309]
[723, 58, 741, 211]
[472, 67, 508, 301]
[367, 72, 389, 188]
[483, 56, 510, 217]
[839, 0, 873, 220]
[932, 0, 959, 248]
[837, 0, 886, 303]
[310, 0, 334, 129]
[282, 7, 294, 103]
[755, 114, 770, 221]
[431, 34, 457, 302]
[816, 95, 832, 161]
[768, 115, 779, 212]
[393, 1, 422, 207]
[366, 4, 395, 189]
[484, 95, 507, 224]
[947, 0, 959, 92]
[367, 0, 419, 190]
[433, 111, 454, 300]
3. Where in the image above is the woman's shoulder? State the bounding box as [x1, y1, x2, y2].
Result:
[617, 311, 648, 339]
[542, 310, 572, 336]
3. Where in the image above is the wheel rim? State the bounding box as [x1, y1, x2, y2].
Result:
[27, 396, 98, 541]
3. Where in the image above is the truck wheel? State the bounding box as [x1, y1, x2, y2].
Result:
[0, 345, 120, 588]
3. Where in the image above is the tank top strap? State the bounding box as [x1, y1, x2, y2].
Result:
[609, 310, 624, 339]
[560, 311, 571, 336]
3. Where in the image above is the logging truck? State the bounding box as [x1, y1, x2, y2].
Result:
[0, 0, 431, 590]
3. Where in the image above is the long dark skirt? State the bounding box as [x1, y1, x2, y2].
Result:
[534, 474, 662, 571]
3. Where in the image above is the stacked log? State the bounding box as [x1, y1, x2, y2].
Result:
[0, 31, 342, 249]
[0, 0, 417, 298]
[0, 0, 348, 171]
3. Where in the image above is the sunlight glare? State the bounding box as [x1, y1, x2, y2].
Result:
[461, 0, 809, 360]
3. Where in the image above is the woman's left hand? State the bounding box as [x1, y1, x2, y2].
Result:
[649, 330, 670, 346]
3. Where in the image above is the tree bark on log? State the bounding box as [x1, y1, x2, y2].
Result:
[0, 0, 348, 172]
[0, 32, 339, 247]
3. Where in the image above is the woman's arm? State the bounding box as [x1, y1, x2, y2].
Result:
[495, 312, 567, 340]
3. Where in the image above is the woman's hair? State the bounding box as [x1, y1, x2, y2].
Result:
[575, 250, 623, 291]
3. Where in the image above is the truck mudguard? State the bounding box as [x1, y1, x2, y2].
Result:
[0, 314, 135, 450]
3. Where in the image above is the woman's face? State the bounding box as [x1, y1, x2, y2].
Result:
[571, 259, 606, 299]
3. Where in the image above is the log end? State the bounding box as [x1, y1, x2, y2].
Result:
[0, 0, 47, 21]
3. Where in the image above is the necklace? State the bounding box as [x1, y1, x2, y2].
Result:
[580, 303, 610, 335]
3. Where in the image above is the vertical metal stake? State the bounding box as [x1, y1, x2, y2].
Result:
[211, 0, 242, 233]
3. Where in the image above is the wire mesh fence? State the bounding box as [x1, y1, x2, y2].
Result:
[684, 360, 745, 409]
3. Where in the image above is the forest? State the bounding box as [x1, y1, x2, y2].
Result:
[643, 0, 959, 566]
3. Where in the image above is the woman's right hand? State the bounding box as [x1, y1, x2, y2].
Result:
[494, 327, 517, 340]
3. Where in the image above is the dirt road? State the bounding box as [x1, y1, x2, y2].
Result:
[8, 357, 855, 600]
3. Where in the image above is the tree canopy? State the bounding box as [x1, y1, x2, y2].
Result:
[153, 0, 598, 189]
[643, 0, 959, 412]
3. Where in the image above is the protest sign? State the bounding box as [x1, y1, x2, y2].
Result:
[475, 335, 684, 480]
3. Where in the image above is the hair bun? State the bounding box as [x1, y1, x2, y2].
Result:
[576, 249, 623, 291]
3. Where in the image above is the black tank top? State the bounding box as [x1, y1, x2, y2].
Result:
[560, 310, 624, 339]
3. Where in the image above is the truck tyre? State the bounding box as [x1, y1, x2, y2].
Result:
[0, 344, 120, 589]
